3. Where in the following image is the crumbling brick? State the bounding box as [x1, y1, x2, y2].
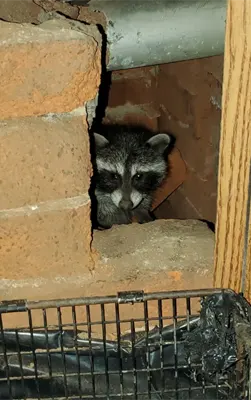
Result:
[0, 19, 101, 119]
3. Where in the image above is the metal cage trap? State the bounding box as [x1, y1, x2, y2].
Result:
[0, 288, 250, 399]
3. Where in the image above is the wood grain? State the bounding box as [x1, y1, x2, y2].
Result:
[214, 0, 251, 295]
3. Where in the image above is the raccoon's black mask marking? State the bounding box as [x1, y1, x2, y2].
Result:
[91, 125, 173, 229]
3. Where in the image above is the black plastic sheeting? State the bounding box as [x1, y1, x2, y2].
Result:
[0, 291, 250, 399]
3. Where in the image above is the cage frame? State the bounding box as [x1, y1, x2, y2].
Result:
[0, 288, 249, 400]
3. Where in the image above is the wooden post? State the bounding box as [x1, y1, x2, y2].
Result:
[214, 0, 251, 296]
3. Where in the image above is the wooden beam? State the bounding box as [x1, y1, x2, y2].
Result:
[214, 0, 251, 296]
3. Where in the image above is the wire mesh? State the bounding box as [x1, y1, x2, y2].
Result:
[0, 289, 249, 399]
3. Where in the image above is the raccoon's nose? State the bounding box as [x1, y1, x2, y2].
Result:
[119, 199, 133, 210]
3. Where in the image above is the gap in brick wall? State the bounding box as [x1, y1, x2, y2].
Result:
[89, 56, 223, 233]
[0, 0, 221, 233]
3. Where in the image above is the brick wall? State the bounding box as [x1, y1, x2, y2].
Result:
[106, 56, 223, 224]
[0, 19, 101, 299]
[105, 66, 160, 131]
[0, 9, 216, 330]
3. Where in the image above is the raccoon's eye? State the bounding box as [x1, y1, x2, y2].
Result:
[134, 173, 142, 180]
[111, 172, 119, 180]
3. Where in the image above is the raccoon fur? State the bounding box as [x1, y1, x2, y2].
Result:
[91, 125, 173, 229]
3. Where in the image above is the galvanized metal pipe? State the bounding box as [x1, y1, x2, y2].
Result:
[84, 0, 226, 71]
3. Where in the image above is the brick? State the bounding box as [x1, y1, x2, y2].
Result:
[0, 19, 101, 119]
[159, 59, 207, 95]
[159, 107, 221, 182]
[151, 148, 187, 211]
[159, 91, 220, 222]
[0, 219, 213, 333]
[93, 219, 214, 279]
[155, 168, 218, 223]
[0, 194, 93, 280]
[104, 103, 160, 131]
[112, 66, 158, 81]
[177, 172, 217, 223]
[158, 67, 194, 125]
[0, 0, 44, 24]
[108, 66, 158, 108]
[202, 55, 224, 83]
[0, 115, 91, 209]
[154, 189, 202, 220]
[159, 59, 222, 139]
[157, 58, 222, 223]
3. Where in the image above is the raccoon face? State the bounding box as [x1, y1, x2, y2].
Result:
[93, 128, 171, 211]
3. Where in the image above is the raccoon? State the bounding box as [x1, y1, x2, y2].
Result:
[91, 125, 172, 229]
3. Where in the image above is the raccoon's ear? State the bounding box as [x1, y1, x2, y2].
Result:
[147, 133, 171, 153]
[94, 132, 109, 148]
